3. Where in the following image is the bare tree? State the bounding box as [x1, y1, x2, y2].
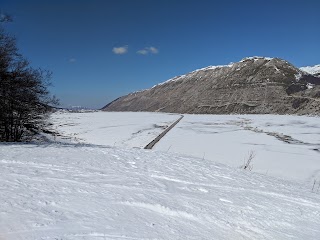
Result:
[242, 150, 255, 171]
[0, 12, 13, 23]
[0, 18, 58, 141]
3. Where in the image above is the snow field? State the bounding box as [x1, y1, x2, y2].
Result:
[49, 111, 180, 148]
[1, 111, 320, 239]
[153, 114, 320, 183]
[1, 143, 320, 240]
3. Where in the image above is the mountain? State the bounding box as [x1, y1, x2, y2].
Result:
[102, 57, 320, 115]
[300, 64, 320, 77]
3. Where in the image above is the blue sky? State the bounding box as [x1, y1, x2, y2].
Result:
[2, 0, 320, 108]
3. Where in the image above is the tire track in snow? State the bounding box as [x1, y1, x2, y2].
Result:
[144, 115, 184, 149]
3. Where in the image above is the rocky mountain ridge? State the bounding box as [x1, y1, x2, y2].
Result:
[103, 57, 320, 115]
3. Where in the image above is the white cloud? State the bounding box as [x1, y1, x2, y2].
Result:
[148, 46, 159, 54]
[137, 49, 148, 55]
[137, 46, 159, 55]
[112, 46, 128, 55]
[68, 58, 76, 63]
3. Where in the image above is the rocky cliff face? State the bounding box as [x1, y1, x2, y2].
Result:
[102, 57, 320, 115]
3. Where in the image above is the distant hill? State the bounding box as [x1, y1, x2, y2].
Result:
[102, 57, 320, 115]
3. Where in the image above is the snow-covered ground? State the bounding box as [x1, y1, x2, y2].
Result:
[50, 112, 320, 183]
[1, 112, 320, 239]
[1, 143, 320, 240]
[154, 114, 320, 183]
[50, 111, 180, 148]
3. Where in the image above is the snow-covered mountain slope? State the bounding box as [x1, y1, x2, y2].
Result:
[300, 64, 320, 76]
[151, 57, 275, 89]
[1, 143, 320, 240]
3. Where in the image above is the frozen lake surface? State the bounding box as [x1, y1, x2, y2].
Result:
[50, 112, 320, 183]
[50, 111, 180, 148]
[154, 114, 320, 182]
